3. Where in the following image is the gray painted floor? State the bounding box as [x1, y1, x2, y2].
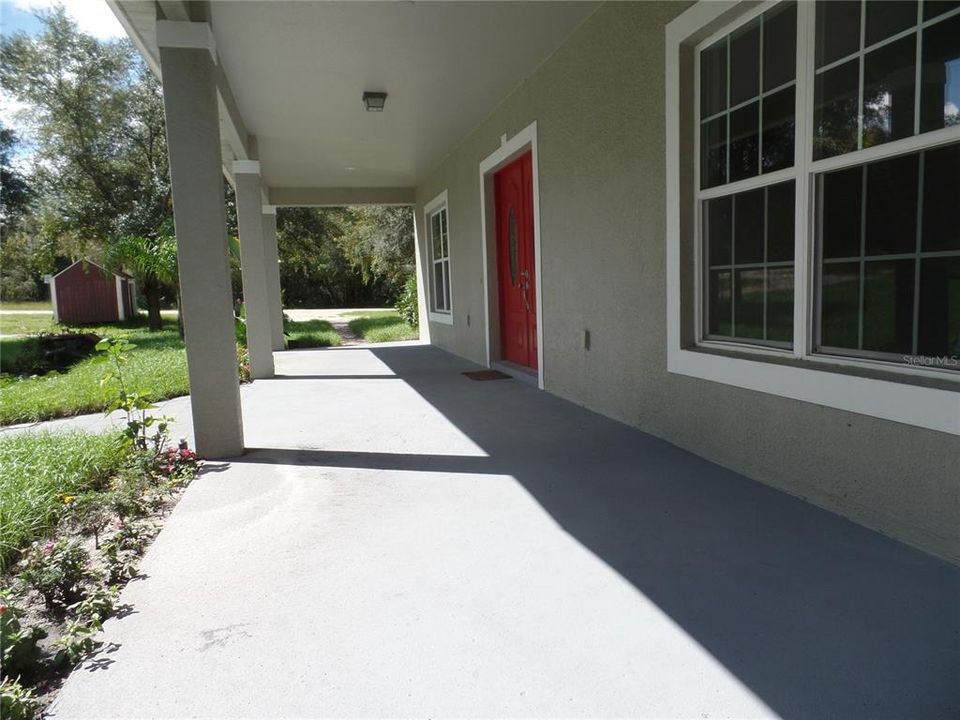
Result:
[49, 344, 959, 719]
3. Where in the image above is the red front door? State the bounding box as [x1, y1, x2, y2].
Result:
[494, 152, 537, 370]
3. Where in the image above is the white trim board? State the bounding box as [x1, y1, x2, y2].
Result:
[155, 20, 217, 63]
[424, 190, 454, 326]
[48, 276, 59, 323]
[665, 1, 959, 436]
[478, 120, 544, 390]
[115, 275, 126, 321]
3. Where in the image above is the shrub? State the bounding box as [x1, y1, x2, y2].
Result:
[237, 344, 251, 383]
[155, 447, 199, 482]
[97, 337, 171, 454]
[105, 472, 150, 524]
[18, 539, 90, 608]
[394, 274, 419, 328]
[68, 584, 118, 624]
[0, 591, 47, 681]
[64, 493, 112, 549]
[101, 542, 139, 585]
[53, 617, 102, 668]
[0, 677, 37, 720]
[101, 521, 155, 584]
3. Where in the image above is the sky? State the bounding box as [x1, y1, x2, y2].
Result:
[0, 0, 124, 40]
[1, 0, 125, 158]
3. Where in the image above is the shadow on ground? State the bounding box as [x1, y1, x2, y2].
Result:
[246, 343, 960, 719]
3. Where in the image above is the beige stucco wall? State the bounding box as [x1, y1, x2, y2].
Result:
[413, 2, 959, 563]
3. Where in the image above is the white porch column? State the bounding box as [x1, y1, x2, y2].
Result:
[159, 40, 244, 458]
[261, 206, 285, 350]
[233, 163, 275, 378]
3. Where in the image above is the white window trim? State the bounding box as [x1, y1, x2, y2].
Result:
[666, 0, 960, 437]
[424, 190, 453, 325]
[478, 120, 545, 390]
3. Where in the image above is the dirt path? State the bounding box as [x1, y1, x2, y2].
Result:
[331, 320, 362, 346]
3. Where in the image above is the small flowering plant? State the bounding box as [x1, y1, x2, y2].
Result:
[154, 446, 199, 482]
[18, 539, 91, 608]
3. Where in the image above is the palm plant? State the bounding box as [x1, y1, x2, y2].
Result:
[104, 221, 178, 332]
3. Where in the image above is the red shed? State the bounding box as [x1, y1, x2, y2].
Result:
[47, 260, 138, 325]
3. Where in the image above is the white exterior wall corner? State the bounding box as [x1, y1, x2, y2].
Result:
[411, 1, 960, 564]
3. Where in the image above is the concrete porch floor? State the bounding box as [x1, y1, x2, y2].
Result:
[50, 344, 959, 719]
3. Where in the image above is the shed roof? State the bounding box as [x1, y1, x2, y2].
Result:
[52, 259, 133, 281]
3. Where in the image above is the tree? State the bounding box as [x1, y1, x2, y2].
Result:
[0, 126, 32, 235]
[0, 127, 44, 301]
[0, 7, 170, 256]
[337, 206, 414, 298]
[277, 207, 361, 307]
[103, 225, 177, 331]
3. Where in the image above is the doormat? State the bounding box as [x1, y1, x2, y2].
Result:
[462, 370, 511, 381]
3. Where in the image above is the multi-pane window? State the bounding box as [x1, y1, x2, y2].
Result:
[699, 1, 798, 347]
[817, 142, 960, 360]
[696, 0, 960, 371]
[704, 181, 796, 344]
[428, 205, 451, 315]
[700, 1, 798, 187]
[813, 0, 960, 159]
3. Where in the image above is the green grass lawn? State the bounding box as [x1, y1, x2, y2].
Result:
[0, 430, 125, 570]
[0, 301, 53, 312]
[0, 312, 57, 335]
[342, 308, 396, 318]
[348, 311, 419, 343]
[285, 319, 342, 348]
[0, 318, 189, 426]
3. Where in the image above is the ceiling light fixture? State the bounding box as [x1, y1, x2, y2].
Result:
[362, 91, 387, 112]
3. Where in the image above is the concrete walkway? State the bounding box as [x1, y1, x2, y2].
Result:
[49, 344, 959, 719]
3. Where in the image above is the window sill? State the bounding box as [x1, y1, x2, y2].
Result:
[668, 344, 959, 436]
[428, 311, 453, 326]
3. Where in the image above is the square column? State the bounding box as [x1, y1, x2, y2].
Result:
[233, 163, 275, 379]
[261, 207, 285, 351]
[159, 43, 244, 458]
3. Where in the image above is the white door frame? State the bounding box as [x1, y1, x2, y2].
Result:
[478, 120, 544, 389]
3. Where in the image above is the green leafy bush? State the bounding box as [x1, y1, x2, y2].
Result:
[0, 591, 47, 681]
[64, 493, 112, 549]
[18, 539, 90, 608]
[394, 274, 419, 328]
[96, 337, 171, 453]
[68, 584, 118, 624]
[155, 446, 199, 482]
[0, 677, 37, 720]
[237, 344, 251, 383]
[54, 617, 102, 668]
[101, 521, 155, 584]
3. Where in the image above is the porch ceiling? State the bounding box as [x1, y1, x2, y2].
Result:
[115, 1, 598, 192]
